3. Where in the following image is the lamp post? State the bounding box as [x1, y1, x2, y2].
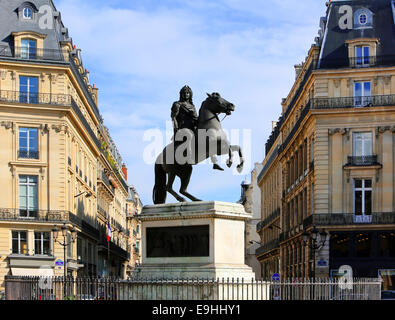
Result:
[302, 226, 327, 279]
[52, 224, 77, 297]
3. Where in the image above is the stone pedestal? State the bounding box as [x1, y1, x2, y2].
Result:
[133, 201, 256, 280]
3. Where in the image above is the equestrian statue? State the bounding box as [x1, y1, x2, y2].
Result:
[153, 86, 244, 204]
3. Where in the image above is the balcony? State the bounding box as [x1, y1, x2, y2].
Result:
[345, 155, 380, 167]
[98, 237, 129, 261]
[0, 208, 100, 239]
[256, 208, 280, 232]
[303, 212, 395, 227]
[310, 94, 395, 110]
[0, 208, 77, 223]
[97, 170, 115, 195]
[18, 150, 39, 160]
[255, 239, 280, 257]
[0, 90, 71, 106]
[0, 45, 68, 62]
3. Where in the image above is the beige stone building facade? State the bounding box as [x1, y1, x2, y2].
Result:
[257, 0, 395, 287]
[126, 185, 143, 277]
[0, 0, 135, 291]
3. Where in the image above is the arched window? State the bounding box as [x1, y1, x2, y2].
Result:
[23, 7, 33, 19]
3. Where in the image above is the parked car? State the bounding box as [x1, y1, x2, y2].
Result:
[381, 290, 395, 300]
[79, 294, 95, 300]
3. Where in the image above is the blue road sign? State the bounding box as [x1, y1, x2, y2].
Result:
[55, 259, 64, 267]
[272, 273, 280, 281]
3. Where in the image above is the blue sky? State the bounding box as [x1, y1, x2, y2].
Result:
[56, 0, 328, 205]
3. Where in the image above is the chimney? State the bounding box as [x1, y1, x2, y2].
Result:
[122, 164, 127, 181]
[294, 63, 303, 79]
[92, 84, 99, 105]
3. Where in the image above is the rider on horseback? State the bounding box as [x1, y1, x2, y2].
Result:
[171, 85, 224, 171]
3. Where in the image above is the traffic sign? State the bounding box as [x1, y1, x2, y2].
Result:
[272, 273, 280, 281]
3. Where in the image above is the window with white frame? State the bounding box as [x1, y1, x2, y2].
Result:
[34, 232, 51, 255]
[354, 81, 371, 107]
[353, 179, 372, 218]
[21, 38, 37, 59]
[19, 127, 38, 159]
[19, 76, 38, 104]
[19, 175, 38, 218]
[355, 46, 370, 66]
[12, 231, 28, 254]
[353, 132, 373, 157]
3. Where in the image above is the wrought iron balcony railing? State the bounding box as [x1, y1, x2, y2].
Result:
[18, 150, 39, 159]
[97, 170, 115, 194]
[303, 212, 395, 227]
[257, 208, 280, 232]
[0, 208, 100, 239]
[255, 239, 280, 256]
[0, 90, 71, 106]
[0, 45, 68, 62]
[346, 155, 379, 166]
[0, 208, 80, 224]
[311, 94, 395, 110]
[98, 235, 129, 261]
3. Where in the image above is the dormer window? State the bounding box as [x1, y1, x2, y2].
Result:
[23, 7, 33, 19]
[21, 39, 37, 59]
[355, 46, 370, 66]
[346, 38, 378, 68]
[353, 8, 373, 29]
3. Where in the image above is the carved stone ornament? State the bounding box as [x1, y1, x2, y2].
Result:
[328, 128, 345, 135]
[40, 124, 49, 135]
[51, 124, 68, 133]
[1, 121, 13, 130]
[0, 69, 6, 80]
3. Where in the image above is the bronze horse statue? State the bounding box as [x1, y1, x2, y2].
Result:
[153, 92, 244, 204]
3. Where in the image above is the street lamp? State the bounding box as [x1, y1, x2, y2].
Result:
[302, 226, 327, 279]
[52, 224, 77, 297]
[249, 240, 261, 245]
[74, 191, 92, 198]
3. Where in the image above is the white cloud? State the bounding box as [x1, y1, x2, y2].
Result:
[56, 0, 327, 205]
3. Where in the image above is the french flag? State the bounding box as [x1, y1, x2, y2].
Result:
[106, 222, 111, 242]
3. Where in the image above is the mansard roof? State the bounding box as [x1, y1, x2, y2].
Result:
[319, 0, 395, 68]
[0, 0, 71, 50]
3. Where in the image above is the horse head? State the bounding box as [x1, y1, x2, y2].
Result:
[205, 92, 235, 116]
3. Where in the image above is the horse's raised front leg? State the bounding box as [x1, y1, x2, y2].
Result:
[179, 165, 202, 202]
[167, 171, 186, 202]
[230, 145, 244, 173]
[226, 146, 233, 168]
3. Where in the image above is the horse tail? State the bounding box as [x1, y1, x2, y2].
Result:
[153, 163, 167, 204]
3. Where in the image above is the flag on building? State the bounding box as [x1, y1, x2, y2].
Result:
[106, 222, 111, 242]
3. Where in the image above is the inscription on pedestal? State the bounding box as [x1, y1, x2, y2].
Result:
[146, 225, 209, 258]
